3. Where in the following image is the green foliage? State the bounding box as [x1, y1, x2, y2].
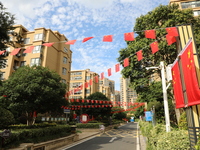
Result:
[0, 107, 15, 129]
[0, 65, 68, 125]
[178, 111, 188, 130]
[139, 121, 190, 150]
[76, 123, 103, 128]
[112, 107, 127, 120]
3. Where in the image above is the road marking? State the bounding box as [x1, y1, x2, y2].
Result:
[109, 137, 117, 142]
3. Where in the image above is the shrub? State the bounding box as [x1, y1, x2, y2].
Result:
[178, 111, 188, 130]
[0, 107, 15, 129]
[76, 123, 103, 128]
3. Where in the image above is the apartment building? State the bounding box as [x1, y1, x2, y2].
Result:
[115, 90, 120, 107]
[169, 0, 200, 16]
[69, 69, 99, 99]
[0, 25, 72, 91]
[120, 77, 138, 110]
[99, 77, 115, 100]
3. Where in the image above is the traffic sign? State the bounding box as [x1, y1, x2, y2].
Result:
[64, 109, 70, 114]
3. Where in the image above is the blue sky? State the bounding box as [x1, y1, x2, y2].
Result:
[2, 0, 169, 91]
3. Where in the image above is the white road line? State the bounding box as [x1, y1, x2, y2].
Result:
[136, 122, 140, 150]
[109, 137, 117, 142]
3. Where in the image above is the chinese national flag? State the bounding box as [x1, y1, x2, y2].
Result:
[103, 35, 113, 42]
[166, 34, 176, 45]
[85, 82, 88, 88]
[124, 32, 134, 41]
[24, 46, 34, 53]
[95, 76, 99, 83]
[166, 27, 179, 37]
[145, 30, 156, 39]
[89, 79, 93, 86]
[124, 58, 129, 67]
[65, 40, 77, 45]
[136, 50, 143, 61]
[101, 72, 104, 80]
[42, 42, 54, 47]
[180, 40, 200, 106]
[171, 59, 185, 108]
[82, 37, 94, 43]
[150, 41, 159, 54]
[108, 68, 112, 76]
[115, 63, 120, 72]
[10, 48, 21, 55]
[0, 50, 5, 55]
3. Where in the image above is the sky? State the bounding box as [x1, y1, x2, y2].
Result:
[1, 0, 169, 91]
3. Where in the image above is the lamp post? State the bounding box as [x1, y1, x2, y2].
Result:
[146, 61, 171, 132]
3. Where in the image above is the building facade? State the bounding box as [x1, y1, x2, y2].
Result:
[115, 90, 120, 107]
[69, 69, 99, 99]
[120, 77, 138, 110]
[0, 25, 72, 91]
[169, 0, 200, 16]
[99, 77, 115, 100]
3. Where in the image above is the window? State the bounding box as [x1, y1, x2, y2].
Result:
[62, 67, 67, 75]
[0, 72, 5, 80]
[86, 76, 90, 80]
[64, 47, 68, 53]
[30, 58, 40, 66]
[62, 79, 66, 84]
[24, 38, 30, 44]
[63, 57, 67, 64]
[85, 89, 90, 94]
[0, 59, 7, 69]
[32, 45, 42, 53]
[34, 33, 44, 41]
[70, 82, 82, 88]
[181, 1, 200, 9]
[6, 47, 10, 52]
[20, 61, 26, 67]
[194, 10, 200, 16]
[71, 72, 82, 75]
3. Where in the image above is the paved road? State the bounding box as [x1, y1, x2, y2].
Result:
[64, 122, 138, 150]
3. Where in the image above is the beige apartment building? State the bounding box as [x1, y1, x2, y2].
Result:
[170, 0, 200, 16]
[69, 69, 99, 99]
[99, 78, 115, 100]
[120, 77, 138, 110]
[115, 90, 120, 106]
[0, 25, 72, 91]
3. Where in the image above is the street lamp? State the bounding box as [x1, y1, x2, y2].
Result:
[146, 61, 171, 132]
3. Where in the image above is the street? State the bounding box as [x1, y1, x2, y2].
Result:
[63, 122, 138, 150]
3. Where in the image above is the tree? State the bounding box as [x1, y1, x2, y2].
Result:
[0, 65, 68, 125]
[82, 92, 112, 121]
[111, 107, 127, 120]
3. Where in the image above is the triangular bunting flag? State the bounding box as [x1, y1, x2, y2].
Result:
[124, 58, 129, 67]
[150, 41, 159, 54]
[124, 32, 134, 41]
[10, 48, 21, 55]
[166, 27, 179, 37]
[42, 42, 54, 47]
[103, 35, 113, 42]
[65, 40, 77, 45]
[145, 30, 156, 39]
[23, 46, 34, 53]
[166, 34, 176, 45]
[136, 50, 143, 61]
[115, 63, 120, 72]
[82, 37, 94, 43]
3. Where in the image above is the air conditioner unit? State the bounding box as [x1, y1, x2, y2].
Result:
[16, 53, 21, 57]
[13, 66, 19, 70]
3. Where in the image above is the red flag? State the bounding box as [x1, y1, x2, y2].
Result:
[0, 50, 5, 55]
[145, 30, 156, 39]
[103, 35, 113, 42]
[101, 72, 104, 80]
[23, 46, 34, 53]
[124, 32, 134, 41]
[82, 99, 85, 103]
[115, 63, 120, 72]
[42, 42, 54, 47]
[124, 58, 129, 67]
[85, 82, 88, 88]
[95, 76, 99, 83]
[89, 79, 93, 86]
[136, 50, 143, 61]
[171, 59, 185, 108]
[70, 99, 74, 102]
[10, 48, 21, 55]
[166, 27, 179, 37]
[82, 37, 94, 43]
[76, 99, 80, 102]
[65, 40, 76, 45]
[108, 68, 112, 76]
[166, 34, 176, 45]
[179, 40, 200, 106]
[150, 41, 159, 54]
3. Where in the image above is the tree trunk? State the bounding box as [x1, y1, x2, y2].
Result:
[26, 112, 36, 126]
